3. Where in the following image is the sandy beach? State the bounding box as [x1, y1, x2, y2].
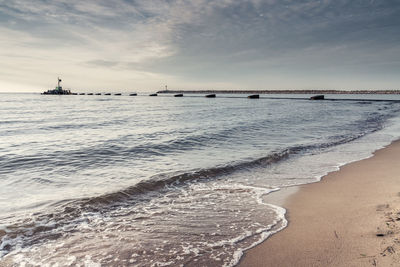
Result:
[240, 140, 400, 267]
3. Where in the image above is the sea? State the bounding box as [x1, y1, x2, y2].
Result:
[1, 93, 400, 266]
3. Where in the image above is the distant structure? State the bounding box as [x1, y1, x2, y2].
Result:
[157, 89, 400, 95]
[247, 94, 260, 99]
[42, 77, 72, 95]
[310, 95, 325, 100]
[205, 94, 216, 98]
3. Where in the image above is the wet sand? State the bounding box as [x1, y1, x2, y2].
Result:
[240, 140, 400, 267]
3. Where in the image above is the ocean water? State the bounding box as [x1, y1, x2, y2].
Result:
[1, 93, 400, 266]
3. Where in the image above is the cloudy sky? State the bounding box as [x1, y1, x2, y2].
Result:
[0, 0, 399, 92]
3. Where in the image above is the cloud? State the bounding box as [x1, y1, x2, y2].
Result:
[0, 0, 400, 91]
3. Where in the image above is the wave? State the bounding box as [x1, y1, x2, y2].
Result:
[0, 148, 290, 258]
[0, 116, 274, 174]
[92, 121, 387, 207]
[0, 107, 392, 176]
[0, 123, 387, 259]
[1, 105, 398, 259]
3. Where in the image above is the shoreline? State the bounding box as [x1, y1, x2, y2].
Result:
[239, 140, 400, 266]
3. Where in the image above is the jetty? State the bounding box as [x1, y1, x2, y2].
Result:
[157, 89, 400, 95]
[42, 78, 72, 95]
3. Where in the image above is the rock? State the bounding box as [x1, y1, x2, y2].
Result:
[310, 95, 324, 100]
[247, 94, 260, 99]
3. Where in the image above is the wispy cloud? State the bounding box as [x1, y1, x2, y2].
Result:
[0, 0, 400, 91]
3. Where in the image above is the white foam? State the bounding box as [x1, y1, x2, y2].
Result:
[3, 115, 400, 267]
[224, 203, 288, 267]
[226, 115, 400, 266]
[84, 255, 101, 267]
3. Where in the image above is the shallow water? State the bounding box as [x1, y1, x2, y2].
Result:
[1, 93, 400, 266]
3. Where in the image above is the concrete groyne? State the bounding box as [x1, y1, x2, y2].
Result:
[157, 89, 400, 95]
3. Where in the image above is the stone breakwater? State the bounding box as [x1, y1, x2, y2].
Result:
[157, 90, 400, 94]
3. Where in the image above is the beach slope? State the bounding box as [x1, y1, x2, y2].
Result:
[240, 141, 400, 267]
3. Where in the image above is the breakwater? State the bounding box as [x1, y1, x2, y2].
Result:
[157, 89, 400, 94]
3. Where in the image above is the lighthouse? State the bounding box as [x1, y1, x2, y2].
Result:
[57, 77, 62, 91]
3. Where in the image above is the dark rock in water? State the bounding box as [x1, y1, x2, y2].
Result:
[72, 93, 78, 95]
[248, 94, 259, 99]
[79, 93, 85, 95]
[87, 93, 93, 95]
[129, 93, 137, 96]
[114, 93, 122, 96]
[174, 94, 183, 97]
[310, 95, 324, 100]
[149, 93, 158, 96]
[105, 93, 111, 95]
[205, 94, 216, 98]
[95, 93, 101, 95]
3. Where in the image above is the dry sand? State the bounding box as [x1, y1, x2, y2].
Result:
[239, 140, 400, 267]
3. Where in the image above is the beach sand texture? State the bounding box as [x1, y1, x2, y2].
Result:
[240, 140, 400, 267]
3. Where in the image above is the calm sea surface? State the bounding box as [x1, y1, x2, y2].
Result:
[1, 93, 400, 266]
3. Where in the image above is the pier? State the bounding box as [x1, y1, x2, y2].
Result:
[156, 89, 400, 95]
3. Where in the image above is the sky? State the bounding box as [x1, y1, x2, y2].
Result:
[0, 0, 400, 92]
